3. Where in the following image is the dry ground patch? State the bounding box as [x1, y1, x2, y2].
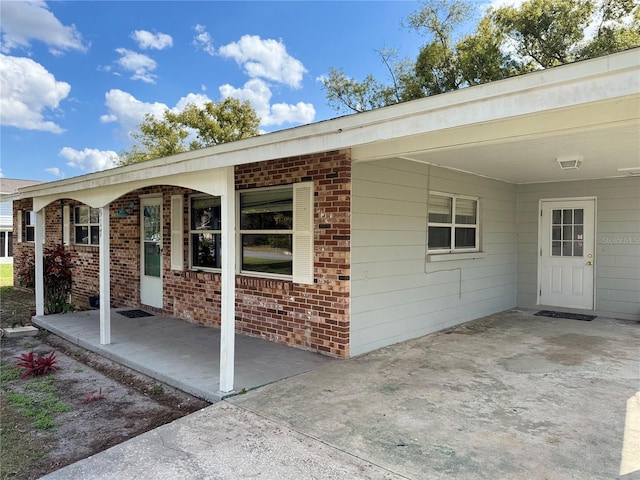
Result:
[0, 287, 210, 479]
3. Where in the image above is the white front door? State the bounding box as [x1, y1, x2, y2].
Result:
[140, 197, 163, 308]
[539, 199, 595, 310]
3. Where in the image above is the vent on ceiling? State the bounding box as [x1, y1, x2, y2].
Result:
[556, 155, 583, 170]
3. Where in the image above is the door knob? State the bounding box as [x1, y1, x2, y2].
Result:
[586, 261, 593, 266]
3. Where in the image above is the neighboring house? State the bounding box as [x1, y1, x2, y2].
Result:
[11, 49, 640, 392]
[0, 178, 43, 264]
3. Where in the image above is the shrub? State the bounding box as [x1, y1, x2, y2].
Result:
[16, 351, 58, 378]
[43, 245, 74, 314]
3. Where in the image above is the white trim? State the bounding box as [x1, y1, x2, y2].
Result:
[219, 167, 236, 394]
[293, 182, 314, 284]
[170, 195, 184, 271]
[16, 210, 22, 243]
[63, 205, 71, 246]
[99, 206, 111, 345]
[34, 211, 44, 316]
[427, 252, 487, 262]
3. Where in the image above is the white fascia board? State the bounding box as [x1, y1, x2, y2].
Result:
[18, 48, 640, 202]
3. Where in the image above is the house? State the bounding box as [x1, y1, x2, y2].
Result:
[11, 48, 640, 393]
[0, 178, 43, 264]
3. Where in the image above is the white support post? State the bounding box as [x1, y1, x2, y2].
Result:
[99, 206, 111, 345]
[219, 167, 236, 393]
[34, 210, 44, 316]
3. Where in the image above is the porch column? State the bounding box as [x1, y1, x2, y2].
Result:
[99, 205, 111, 345]
[34, 210, 44, 316]
[219, 167, 236, 393]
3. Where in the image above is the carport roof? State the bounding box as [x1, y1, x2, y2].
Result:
[14, 47, 640, 200]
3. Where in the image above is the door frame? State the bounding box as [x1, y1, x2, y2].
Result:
[140, 195, 163, 308]
[537, 196, 597, 310]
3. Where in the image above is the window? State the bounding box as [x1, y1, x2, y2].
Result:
[428, 193, 479, 253]
[74, 205, 100, 245]
[24, 211, 35, 242]
[551, 208, 584, 257]
[240, 187, 293, 276]
[190, 196, 221, 269]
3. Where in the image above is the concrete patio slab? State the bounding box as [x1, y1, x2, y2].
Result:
[32, 308, 335, 402]
[229, 309, 640, 479]
[38, 309, 640, 479]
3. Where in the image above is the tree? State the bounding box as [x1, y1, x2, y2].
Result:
[321, 0, 640, 114]
[119, 97, 260, 165]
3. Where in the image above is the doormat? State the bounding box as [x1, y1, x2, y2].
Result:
[118, 309, 154, 319]
[535, 310, 596, 322]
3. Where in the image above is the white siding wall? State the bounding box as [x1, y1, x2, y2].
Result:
[351, 160, 517, 356]
[516, 178, 640, 320]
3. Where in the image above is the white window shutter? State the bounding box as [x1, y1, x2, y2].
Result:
[63, 205, 71, 246]
[170, 195, 184, 271]
[293, 182, 314, 284]
[17, 210, 22, 242]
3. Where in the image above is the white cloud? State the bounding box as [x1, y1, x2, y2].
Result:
[0, 168, 4, 178]
[0, 54, 70, 133]
[100, 89, 168, 133]
[193, 24, 215, 56]
[132, 30, 173, 50]
[219, 35, 307, 89]
[0, 0, 87, 54]
[59, 147, 118, 172]
[100, 89, 216, 137]
[219, 79, 315, 127]
[115, 48, 157, 83]
[45, 167, 63, 177]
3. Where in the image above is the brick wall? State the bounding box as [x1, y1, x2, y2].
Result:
[13, 149, 352, 357]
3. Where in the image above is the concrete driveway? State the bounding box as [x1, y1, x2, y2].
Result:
[42, 309, 639, 479]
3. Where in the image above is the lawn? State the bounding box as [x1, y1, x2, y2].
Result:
[0, 264, 13, 287]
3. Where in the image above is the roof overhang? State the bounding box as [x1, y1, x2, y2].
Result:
[15, 48, 640, 205]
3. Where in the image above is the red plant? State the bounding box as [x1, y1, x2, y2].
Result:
[83, 388, 106, 403]
[16, 351, 58, 378]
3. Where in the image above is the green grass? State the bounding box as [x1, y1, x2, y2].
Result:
[0, 264, 13, 287]
[1, 374, 70, 431]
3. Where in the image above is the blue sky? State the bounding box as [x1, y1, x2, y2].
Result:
[0, 1, 495, 181]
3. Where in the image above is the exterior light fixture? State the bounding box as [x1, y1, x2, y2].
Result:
[617, 167, 640, 176]
[556, 155, 583, 170]
[117, 200, 135, 217]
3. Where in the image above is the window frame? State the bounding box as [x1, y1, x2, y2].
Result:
[24, 210, 35, 243]
[73, 205, 100, 246]
[188, 194, 222, 271]
[238, 184, 294, 279]
[427, 192, 480, 254]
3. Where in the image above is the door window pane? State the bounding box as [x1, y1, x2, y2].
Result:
[551, 208, 585, 257]
[574, 209, 583, 224]
[144, 242, 161, 277]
